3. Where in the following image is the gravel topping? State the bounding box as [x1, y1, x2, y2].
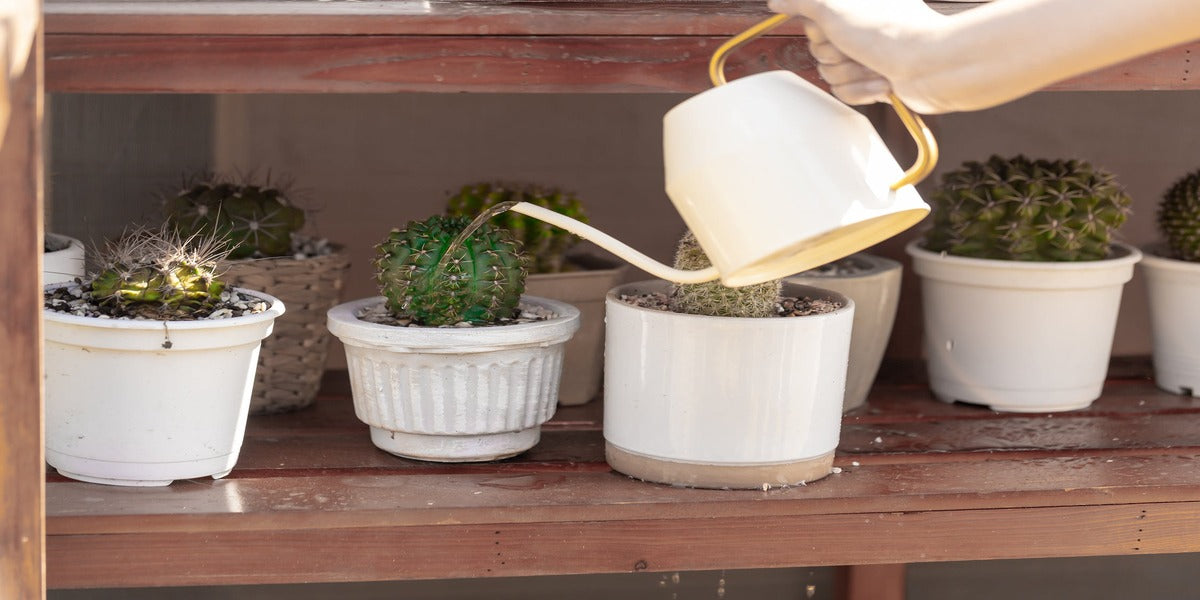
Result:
[44, 281, 270, 321]
[357, 301, 557, 328]
[618, 293, 843, 317]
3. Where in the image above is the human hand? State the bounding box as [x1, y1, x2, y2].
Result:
[767, 0, 950, 112]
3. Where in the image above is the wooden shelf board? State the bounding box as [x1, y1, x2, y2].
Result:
[45, 361, 1200, 588]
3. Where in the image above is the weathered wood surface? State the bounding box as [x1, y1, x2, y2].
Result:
[45, 362, 1200, 589]
[0, 29, 45, 600]
[41, 1, 1199, 93]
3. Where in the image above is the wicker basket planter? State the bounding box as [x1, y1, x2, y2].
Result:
[221, 249, 351, 415]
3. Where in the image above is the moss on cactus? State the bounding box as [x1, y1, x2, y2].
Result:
[924, 155, 1131, 262]
[446, 182, 586, 274]
[90, 226, 229, 320]
[669, 231, 781, 318]
[376, 215, 527, 326]
[167, 175, 305, 259]
[1159, 170, 1200, 262]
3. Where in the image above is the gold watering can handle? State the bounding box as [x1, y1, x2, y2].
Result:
[709, 13, 938, 190]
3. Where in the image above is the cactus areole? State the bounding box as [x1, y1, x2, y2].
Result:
[89, 227, 230, 320]
[669, 230, 782, 318]
[1159, 170, 1200, 262]
[924, 155, 1132, 262]
[376, 215, 527, 327]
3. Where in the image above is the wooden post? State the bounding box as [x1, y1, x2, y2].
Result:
[836, 564, 906, 600]
[0, 8, 45, 599]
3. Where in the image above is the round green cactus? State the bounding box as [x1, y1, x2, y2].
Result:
[924, 155, 1132, 262]
[376, 215, 527, 326]
[446, 182, 586, 273]
[167, 177, 305, 259]
[669, 230, 781, 318]
[90, 227, 228, 319]
[1159, 170, 1200, 262]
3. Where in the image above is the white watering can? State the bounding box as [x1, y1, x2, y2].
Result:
[511, 14, 938, 287]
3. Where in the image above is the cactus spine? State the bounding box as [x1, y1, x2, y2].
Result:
[669, 231, 781, 318]
[167, 176, 305, 259]
[376, 215, 527, 326]
[90, 226, 228, 320]
[446, 182, 586, 273]
[925, 155, 1131, 262]
[1159, 170, 1200, 262]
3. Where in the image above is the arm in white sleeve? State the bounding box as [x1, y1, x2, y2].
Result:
[768, 0, 1200, 113]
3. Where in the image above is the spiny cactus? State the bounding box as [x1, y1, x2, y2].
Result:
[669, 231, 781, 318]
[924, 155, 1132, 262]
[90, 226, 229, 320]
[376, 215, 527, 326]
[166, 176, 305, 259]
[1159, 170, 1200, 262]
[446, 182, 586, 273]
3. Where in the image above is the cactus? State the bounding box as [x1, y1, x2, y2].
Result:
[669, 231, 781, 318]
[166, 176, 305, 259]
[1159, 170, 1200, 262]
[924, 155, 1131, 262]
[90, 226, 229, 320]
[376, 215, 527, 326]
[446, 182, 586, 273]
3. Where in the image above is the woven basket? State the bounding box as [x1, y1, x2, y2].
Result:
[221, 249, 352, 415]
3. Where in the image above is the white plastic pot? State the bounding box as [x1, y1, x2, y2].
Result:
[1140, 247, 1200, 396]
[787, 253, 901, 412]
[603, 280, 853, 489]
[43, 232, 85, 284]
[907, 241, 1141, 412]
[43, 286, 284, 486]
[327, 296, 581, 463]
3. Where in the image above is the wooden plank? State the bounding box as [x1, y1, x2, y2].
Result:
[0, 22, 45, 600]
[44, 35, 817, 94]
[45, 501, 1200, 588]
[837, 564, 906, 600]
[42, 0, 975, 36]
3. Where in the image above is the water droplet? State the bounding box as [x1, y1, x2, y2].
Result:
[716, 576, 726, 598]
[671, 572, 681, 585]
[806, 584, 817, 598]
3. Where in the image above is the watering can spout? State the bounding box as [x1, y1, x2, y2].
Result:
[508, 202, 721, 284]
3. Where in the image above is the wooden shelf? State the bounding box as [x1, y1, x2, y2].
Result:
[45, 359, 1200, 589]
[43, 1, 1200, 93]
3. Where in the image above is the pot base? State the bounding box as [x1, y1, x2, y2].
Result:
[53, 470, 174, 487]
[47, 450, 238, 487]
[606, 443, 834, 490]
[369, 426, 540, 463]
[930, 381, 1097, 413]
[1153, 356, 1200, 397]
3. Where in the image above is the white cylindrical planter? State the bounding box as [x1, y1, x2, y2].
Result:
[1141, 248, 1200, 396]
[43, 287, 284, 486]
[43, 233, 85, 284]
[787, 253, 901, 412]
[907, 241, 1141, 412]
[604, 280, 853, 489]
[327, 296, 581, 463]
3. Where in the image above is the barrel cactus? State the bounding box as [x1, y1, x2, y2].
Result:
[166, 176, 305, 259]
[376, 215, 527, 326]
[1159, 169, 1200, 262]
[446, 182, 586, 273]
[90, 227, 228, 320]
[670, 230, 781, 318]
[924, 155, 1132, 262]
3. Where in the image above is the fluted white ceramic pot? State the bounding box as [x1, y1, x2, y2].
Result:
[908, 241, 1141, 412]
[327, 296, 580, 462]
[43, 232, 85, 284]
[603, 280, 853, 489]
[43, 285, 284, 486]
[1140, 247, 1200, 396]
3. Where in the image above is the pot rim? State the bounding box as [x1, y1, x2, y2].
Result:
[787, 252, 902, 280]
[606, 279, 853, 323]
[905, 239, 1143, 271]
[42, 282, 285, 330]
[1140, 243, 1200, 271]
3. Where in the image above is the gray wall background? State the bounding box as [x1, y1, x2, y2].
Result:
[47, 90, 1200, 598]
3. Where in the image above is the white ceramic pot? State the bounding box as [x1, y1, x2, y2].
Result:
[1140, 247, 1200, 396]
[787, 253, 901, 412]
[907, 241, 1141, 412]
[524, 256, 627, 406]
[43, 286, 284, 486]
[43, 232, 85, 284]
[603, 280, 853, 489]
[327, 296, 581, 462]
